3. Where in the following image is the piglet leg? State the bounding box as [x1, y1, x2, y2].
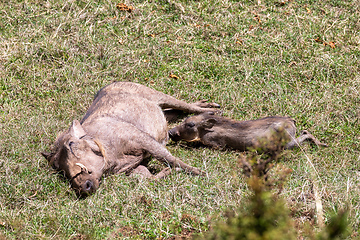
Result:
[286, 130, 327, 149]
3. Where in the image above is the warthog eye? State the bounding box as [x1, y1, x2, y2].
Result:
[185, 122, 195, 128]
[68, 141, 78, 157]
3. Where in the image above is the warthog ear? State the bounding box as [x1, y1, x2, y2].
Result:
[69, 120, 87, 139]
[41, 151, 51, 160]
[200, 118, 217, 129]
[41, 151, 60, 169]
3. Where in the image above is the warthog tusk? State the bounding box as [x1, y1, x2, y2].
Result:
[75, 163, 88, 173]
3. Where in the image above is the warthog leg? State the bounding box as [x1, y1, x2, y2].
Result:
[129, 165, 153, 178]
[286, 130, 328, 149]
[117, 123, 203, 176]
[140, 134, 203, 175]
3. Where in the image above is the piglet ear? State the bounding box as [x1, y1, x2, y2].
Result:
[200, 118, 217, 129]
[69, 120, 87, 139]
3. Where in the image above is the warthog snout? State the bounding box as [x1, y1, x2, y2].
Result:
[71, 174, 100, 196]
[168, 128, 181, 142]
[82, 180, 95, 195]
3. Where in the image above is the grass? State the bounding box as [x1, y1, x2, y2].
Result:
[0, 0, 359, 239]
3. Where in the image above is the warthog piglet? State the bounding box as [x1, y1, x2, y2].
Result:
[169, 113, 327, 151]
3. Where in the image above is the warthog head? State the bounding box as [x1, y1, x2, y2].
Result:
[42, 120, 106, 196]
[168, 113, 217, 142]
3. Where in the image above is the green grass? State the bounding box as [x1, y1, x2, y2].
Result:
[1, 0, 359, 239]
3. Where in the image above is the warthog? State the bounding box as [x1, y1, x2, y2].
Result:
[42, 82, 219, 196]
[168, 113, 327, 151]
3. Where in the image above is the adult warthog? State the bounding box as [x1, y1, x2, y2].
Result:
[42, 82, 219, 196]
